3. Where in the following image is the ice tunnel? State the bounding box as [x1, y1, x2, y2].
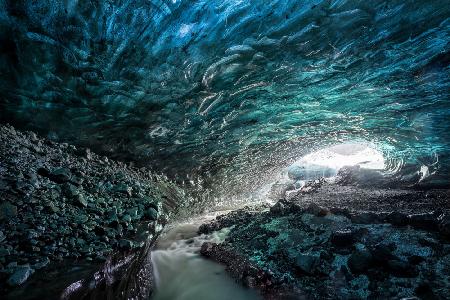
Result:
[0, 1, 449, 299]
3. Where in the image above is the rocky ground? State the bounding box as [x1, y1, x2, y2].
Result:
[3, 122, 450, 300]
[0, 124, 186, 298]
[199, 182, 450, 299]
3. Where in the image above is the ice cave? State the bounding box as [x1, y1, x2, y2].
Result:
[0, 1, 449, 299]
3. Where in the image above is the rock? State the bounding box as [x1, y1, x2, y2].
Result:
[408, 255, 425, 265]
[336, 165, 363, 184]
[64, 183, 80, 198]
[49, 168, 72, 184]
[305, 203, 327, 216]
[270, 201, 287, 215]
[408, 213, 438, 231]
[269, 183, 295, 200]
[7, 265, 33, 286]
[45, 201, 60, 213]
[350, 212, 381, 224]
[33, 257, 50, 269]
[107, 208, 119, 224]
[122, 214, 132, 223]
[144, 207, 158, 221]
[127, 207, 140, 220]
[329, 207, 352, 219]
[71, 176, 84, 187]
[94, 226, 106, 236]
[438, 214, 450, 238]
[386, 211, 409, 226]
[143, 197, 161, 212]
[73, 194, 88, 208]
[48, 188, 61, 200]
[330, 229, 355, 247]
[0, 202, 18, 220]
[387, 259, 417, 277]
[74, 214, 89, 225]
[0, 125, 189, 290]
[37, 167, 50, 177]
[348, 249, 373, 274]
[294, 253, 320, 274]
[80, 245, 93, 255]
[0, 247, 10, 256]
[371, 243, 397, 263]
[113, 183, 132, 196]
[85, 148, 93, 160]
[118, 239, 133, 251]
[415, 282, 436, 299]
[29, 132, 38, 142]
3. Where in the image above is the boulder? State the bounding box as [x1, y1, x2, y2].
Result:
[350, 212, 382, 224]
[94, 226, 106, 236]
[439, 214, 450, 238]
[73, 194, 88, 208]
[371, 243, 397, 263]
[49, 168, 72, 184]
[33, 257, 50, 269]
[113, 183, 132, 196]
[118, 239, 133, 251]
[45, 201, 60, 213]
[386, 211, 408, 226]
[0, 202, 18, 220]
[330, 229, 355, 247]
[127, 207, 140, 220]
[64, 183, 80, 198]
[7, 265, 33, 286]
[270, 201, 287, 215]
[305, 203, 326, 216]
[408, 213, 439, 231]
[144, 207, 158, 221]
[348, 249, 373, 274]
[107, 208, 119, 225]
[295, 253, 320, 274]
[387, 259, 417, 278]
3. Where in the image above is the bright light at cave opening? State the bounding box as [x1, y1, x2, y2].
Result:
[301, 143, 385, 170]
[286, 142, 385, 181]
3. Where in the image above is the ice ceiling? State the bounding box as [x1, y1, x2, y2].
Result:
[0, 0, 449, 194]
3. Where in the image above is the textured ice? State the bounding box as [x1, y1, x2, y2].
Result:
[0, 1, 449, 194]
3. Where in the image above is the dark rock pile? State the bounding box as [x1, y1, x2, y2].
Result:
[0, 124, 186, 293]
[199, 182, 450, 299]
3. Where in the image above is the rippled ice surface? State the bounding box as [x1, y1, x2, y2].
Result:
[150, 213, 261, 300]
[0, 1, 449, 200]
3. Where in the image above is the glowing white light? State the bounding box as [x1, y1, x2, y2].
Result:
[286, 143, 385, 181]
[300, 143, 385, 170]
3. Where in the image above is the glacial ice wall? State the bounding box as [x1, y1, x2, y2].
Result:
[0, 0, 449, 192]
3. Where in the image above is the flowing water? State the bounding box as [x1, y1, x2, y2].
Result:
[150, 213, 261, 300]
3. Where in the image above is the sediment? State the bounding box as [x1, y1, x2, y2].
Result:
[199, 182, 450, 299]
[0, 124, 186, 298]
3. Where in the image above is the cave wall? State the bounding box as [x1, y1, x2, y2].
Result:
[0, 0, 449, 189]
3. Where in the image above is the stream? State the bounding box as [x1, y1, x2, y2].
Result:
[150, 213, 261, 300]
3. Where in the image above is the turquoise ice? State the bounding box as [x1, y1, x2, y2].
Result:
[0, 0, 448, 193]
